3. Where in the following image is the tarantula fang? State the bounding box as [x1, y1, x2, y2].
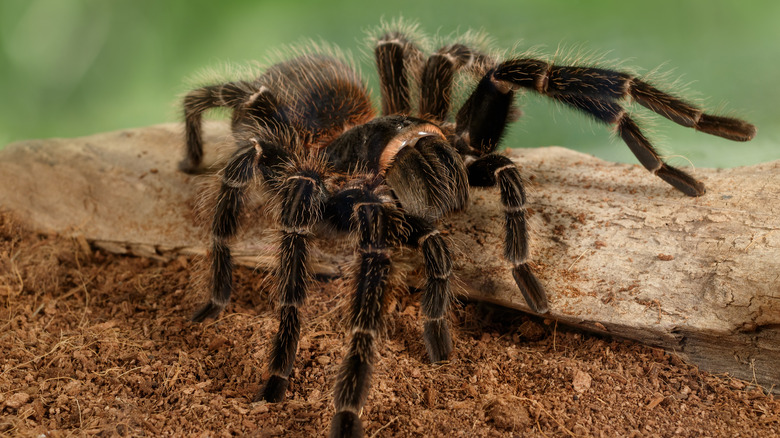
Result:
[181, 24, 755, 438]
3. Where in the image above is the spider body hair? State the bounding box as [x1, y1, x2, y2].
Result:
[181, 22, 755, 438]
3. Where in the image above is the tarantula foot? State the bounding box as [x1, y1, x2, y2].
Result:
[423, 319, 453, 363]
[656, 165, 706, 197]
[178, 157, 206, 174]
[329, 411, 363, 438]
[512, 265, 549, 314]
[255, 375, 288, 403]
[191, 302, 224, 322]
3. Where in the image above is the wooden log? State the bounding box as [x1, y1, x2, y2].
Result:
[1, 122, 777, 392]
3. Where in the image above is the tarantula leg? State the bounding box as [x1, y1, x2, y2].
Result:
[489, 59, 756, 141]
[191, 141, 259, 322]
[405, 217, 454, 362]
[384, 135, 469, 218]
[375, 32, 421, 116]
[257, 163, 328, 403]
[556, 94, 706, 196]
[419, 44, 475, 122]
[454, 73, 515, 155]
[416, 136, 469, 212]
[181, 81, 258, 173]
[630, 81, 756, 141]
[239, 86, 296, 142]
[467, 154, 548, 313]
[331, 195, 397, 438]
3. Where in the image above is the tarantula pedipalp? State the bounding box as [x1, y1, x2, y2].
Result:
[180, 24, 755, 438]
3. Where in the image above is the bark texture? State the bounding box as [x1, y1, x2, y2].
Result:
[1, 122, 777, 391]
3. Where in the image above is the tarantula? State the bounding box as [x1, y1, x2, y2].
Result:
[180, 23, 755, 437]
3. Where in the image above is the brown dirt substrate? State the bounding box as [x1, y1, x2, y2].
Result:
[1, 212, 778, 437]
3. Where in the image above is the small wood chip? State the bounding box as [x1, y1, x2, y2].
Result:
[4, 392, 31, 410]
[646, 394, 665, 410]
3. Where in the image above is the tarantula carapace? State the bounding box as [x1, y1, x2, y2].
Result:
[180, 23, 755, 437]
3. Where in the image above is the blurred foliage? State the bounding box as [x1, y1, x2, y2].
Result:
[1, 0, 777, 167]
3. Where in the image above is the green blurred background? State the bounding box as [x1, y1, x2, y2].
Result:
[1, 0, 777, 167]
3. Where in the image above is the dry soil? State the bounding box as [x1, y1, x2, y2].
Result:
[1, 212, 778, 437]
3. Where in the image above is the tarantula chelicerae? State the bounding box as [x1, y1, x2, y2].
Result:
[180, 22, 755, 437]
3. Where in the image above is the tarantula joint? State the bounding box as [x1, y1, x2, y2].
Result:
[180, 22, 755, 438]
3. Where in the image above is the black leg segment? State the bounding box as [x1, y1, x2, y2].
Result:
[464, 57, 756, 195]
[402, 216, 455, 363]
[468, 154, 548, 313]
[375, 32, 420, 116]
[331, 195, 397, 438]
[419, 44, 474, 122]
[556, 94, 706, 196]
[257, 163, 328, 403]
[191, 142, 259, 322]
[491, 58, 755, 142]
[181, 81, 258, 173]
[454, 71, 515, 155]
[418, 227, 454, 362]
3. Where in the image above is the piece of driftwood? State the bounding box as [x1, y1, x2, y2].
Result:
[1, 122, 777, 392]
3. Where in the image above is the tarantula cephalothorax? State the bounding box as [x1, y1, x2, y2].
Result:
[180, 23, 755, 437]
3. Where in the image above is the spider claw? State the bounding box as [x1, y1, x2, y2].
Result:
[656, 164, 706, 197]
[694, 114, 756, 142]
[512, 265, 549, 314]
[256, 375, 288, 403]
[329, 411, 363, 438]
[423, 319, 453, 363]
[191, 302, 224, 322]
[178, 157, 202, 174]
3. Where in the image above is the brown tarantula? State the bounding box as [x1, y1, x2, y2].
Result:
[180, 22, 755, 437]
